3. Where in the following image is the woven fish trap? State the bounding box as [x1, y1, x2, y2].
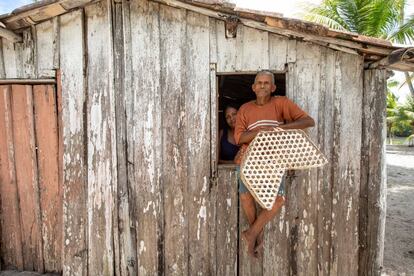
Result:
[240, 129, 328, 210]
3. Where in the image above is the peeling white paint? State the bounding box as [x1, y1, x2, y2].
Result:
[346, 197, 352, 221]
[226, 198, 231, 208]
[303, 209, 307, 218]
[139, 240, 146, 255]
[201, 176, 208, 193]
[143, 201, 152, 214]
[197, 200, 207, 240]
[279, 206, 285, 232]
[333, 198, 337, 205]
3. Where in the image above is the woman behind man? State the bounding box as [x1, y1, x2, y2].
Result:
[219, 105, 239, 164]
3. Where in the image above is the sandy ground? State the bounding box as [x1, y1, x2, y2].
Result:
[383, 145, 414, 276]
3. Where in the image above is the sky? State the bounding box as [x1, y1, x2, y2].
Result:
[1, 0, 413, 101]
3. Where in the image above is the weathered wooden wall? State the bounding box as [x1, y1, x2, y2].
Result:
[0, 0, 387, 275]
[0, 84, 62, 273]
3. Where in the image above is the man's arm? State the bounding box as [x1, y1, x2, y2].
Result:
[237, 116, 314, 145]
[237, 126, 274, 145]
[280, 116, 315, 130]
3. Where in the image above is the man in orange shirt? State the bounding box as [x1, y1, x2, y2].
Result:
[234, 70, 315, 257]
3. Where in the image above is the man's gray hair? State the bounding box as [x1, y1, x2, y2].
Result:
[254, 70, 275, 85]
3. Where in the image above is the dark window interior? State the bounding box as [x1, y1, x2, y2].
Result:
[218, 73, 286, 130]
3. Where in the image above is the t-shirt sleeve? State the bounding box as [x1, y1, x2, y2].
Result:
[234, 107, 248, 145]
[283, 97, 308, 122]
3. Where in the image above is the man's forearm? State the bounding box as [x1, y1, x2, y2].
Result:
[281, 116, 315, 130]
[238, 130, 259, 145]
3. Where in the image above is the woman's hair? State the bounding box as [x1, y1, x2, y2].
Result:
[223, 103, 239, 114]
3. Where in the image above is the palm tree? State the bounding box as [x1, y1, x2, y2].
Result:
[302, 0, 414, 97]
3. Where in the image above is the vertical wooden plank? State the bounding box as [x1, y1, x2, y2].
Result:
[56, 70, 64, 274]
[33, 84, 62, 272]
[316, 48, 336, 276]
[216, 169, 238, 275]
[52, 17, 60, 70]
[285, 62, 300, 276]
[18, 29, 37, 78]
[268, 34, 288, 71]
[36, 19, 59, 78]
[236, 25, 269, 71]
[11, 84, 44, 272]
[238, 196, 263, 276]
[263, 204, 289, 276]
[0, 85, 24, 270]
[2, 39, 18, 78]
[159, 4, 187, 275]
[288, 41, 321, 276]
[60, 9, 87, 276]
[85, 1, 116, 274]
[0, 39, 5, 77]
[113, 1, 137, 275]
[330, 52, 363, 276]
[216, 20, 237, 72]
[263, 36, 290, 275]
[286, 39, 297, 63]
[185, 10, 211, 275]
[208, 42, 218, 275]
[130, 0, 162, 274]
[359, 69, 387, 276]
[122, 1, 139, 274]
[209, 18, 218, 65]
[287, 43, 320, 275]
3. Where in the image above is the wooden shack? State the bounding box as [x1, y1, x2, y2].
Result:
[0, 0, 413, 275]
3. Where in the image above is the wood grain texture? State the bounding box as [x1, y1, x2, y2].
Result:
[129, 0, 163, 274]
[185, 10, 211, 275]
[268, 33, 288, 72]
[216, 168, 238, 276]
[159, 4, 187, 275]
[316, 48, 336, 276]
[19, 29, 37, 78]
[0, 85, 23, 270]
[0, 40, 5, 78]
[113, 2, 137, 275]
[291, 41, 321, 276]
[33, 84, 61, 272]
[330, 52, 363, 276]
[216, 20, 237, 73]
[235, 25, 269, 71]
[60, 9, 87, 276]
[85, 1, 116, 274]
[238, 194, 263, 276]
[2, 39, 18, 78]
[11, 84, 43, 272]
[36, 18, 59, 78]
[359, 69, 387, 276]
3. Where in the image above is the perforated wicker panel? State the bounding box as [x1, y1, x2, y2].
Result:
[240, 129, 328, 210]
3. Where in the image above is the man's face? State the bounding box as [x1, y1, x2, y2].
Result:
[252, 74, 276, 98]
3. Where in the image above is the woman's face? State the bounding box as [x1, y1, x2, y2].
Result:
[225, 107, 237, 129]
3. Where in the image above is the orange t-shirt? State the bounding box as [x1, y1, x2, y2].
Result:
[234, 96, 308, 163]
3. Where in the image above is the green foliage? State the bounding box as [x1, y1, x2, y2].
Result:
[387, 91, 414, 137]
[302, 0, 414, 44]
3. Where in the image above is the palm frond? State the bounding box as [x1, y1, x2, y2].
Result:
[303, 13, 348, 30]
[388, 14, 414, 44]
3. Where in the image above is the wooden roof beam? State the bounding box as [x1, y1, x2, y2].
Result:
[368, 48, 414, 72]
[0, 26, 22, 42]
